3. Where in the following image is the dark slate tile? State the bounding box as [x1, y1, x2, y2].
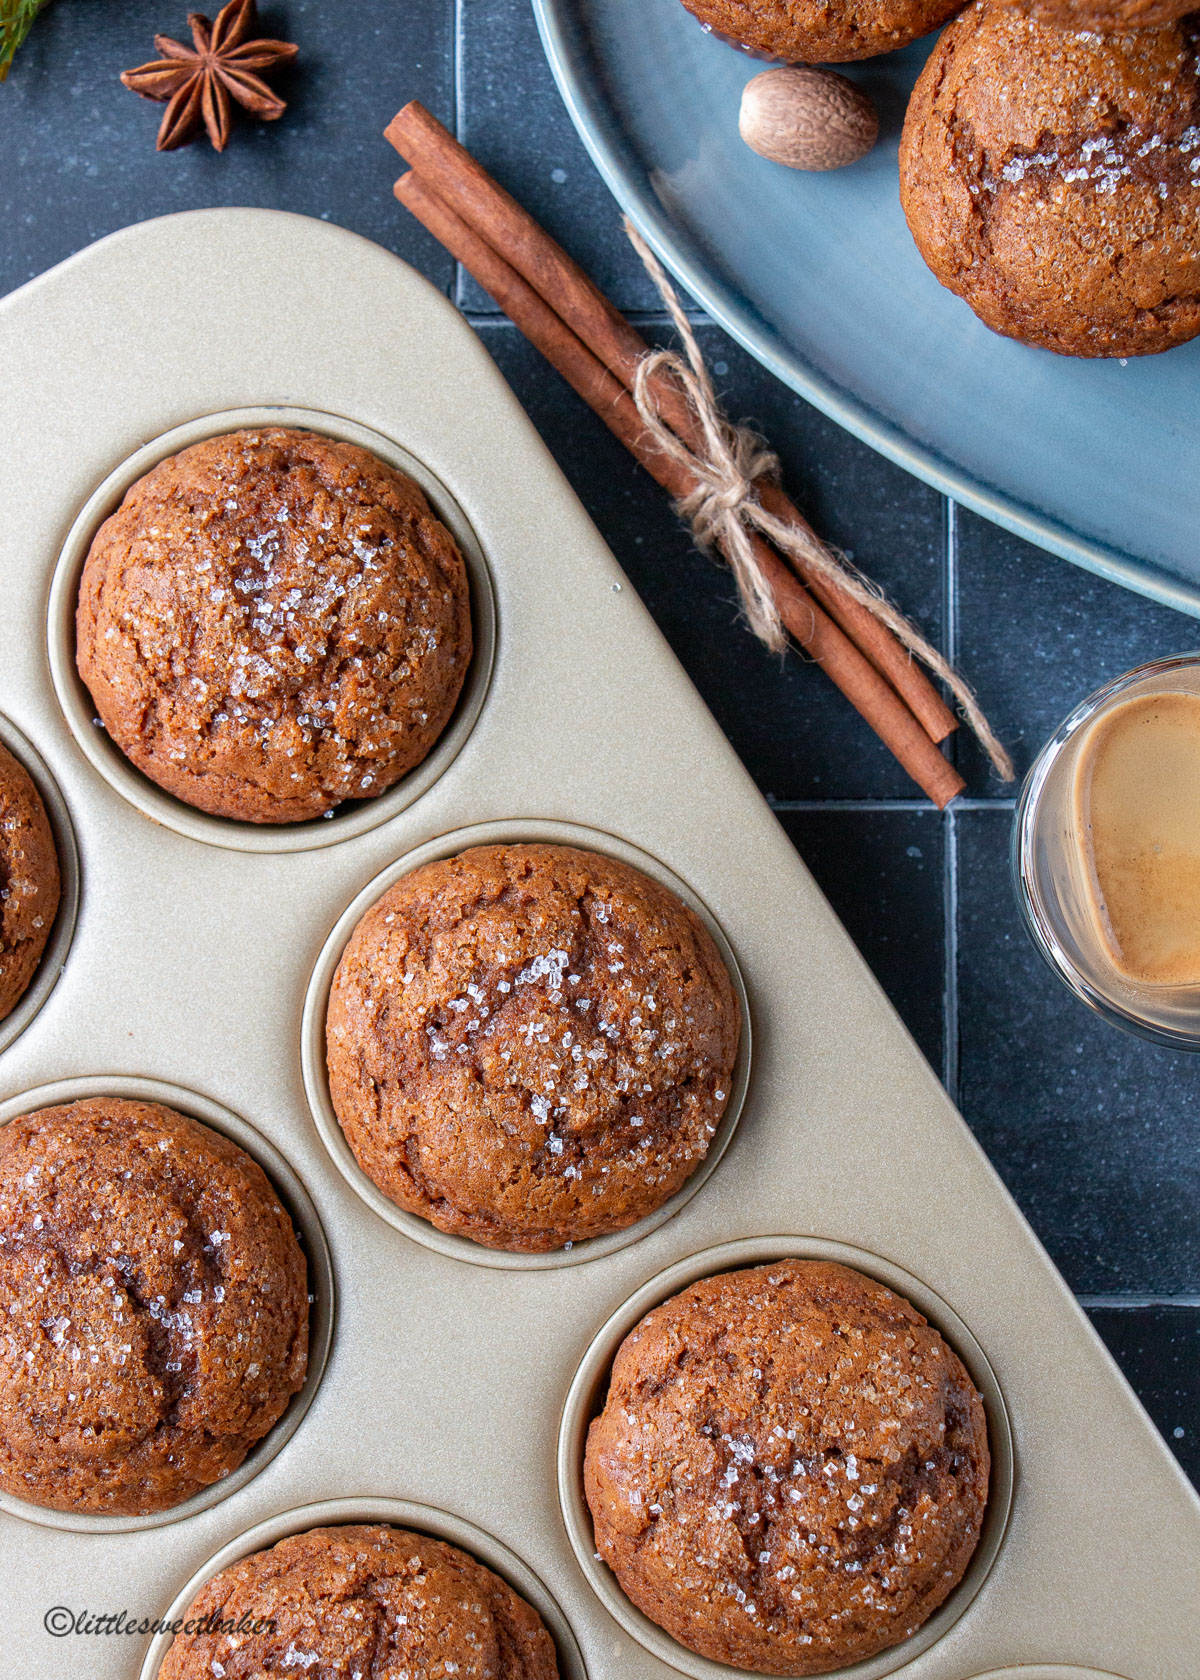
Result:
[1085, 1305, 1200, 1492]
[953, 509, 1198, 795]
[956, 805, 1200, 1296]
[476, 319, 947, 801]
[456, 0, 666, 314]
[775, 808, 945, 1074]
[0, 0, 455, 299]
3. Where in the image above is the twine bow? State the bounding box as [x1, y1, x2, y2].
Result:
[624, 218, 1014, 783]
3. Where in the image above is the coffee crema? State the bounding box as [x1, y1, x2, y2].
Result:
[1074, 690, 1200, 986]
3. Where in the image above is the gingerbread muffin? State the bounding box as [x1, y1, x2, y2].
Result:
[76, 428, 472, 823]
[0, 1098, 309, 1515]
[159, 1524, 559, 1680]
[900, 6, 1200, 357]
[585, 1261, 990, 1675]
[679, 0, 965, 64]
[995, 0, 1194, 29]
[0, 742, 60, 1025]
[326, 843, 740, 1253]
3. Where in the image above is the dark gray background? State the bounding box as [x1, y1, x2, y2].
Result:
[1, 0, 1196, 1484]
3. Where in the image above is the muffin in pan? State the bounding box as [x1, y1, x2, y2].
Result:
[0, 1098, 309, 1515]
[584, 1260, 990, 1676]
[158, 1523, 559, 1680]
[326, 842, 740, 1253]
[678, 0, 966, 64]
[0, 742, 60, 1025]
[899, 5, 1200, 357]
[76, 427, 472, 824]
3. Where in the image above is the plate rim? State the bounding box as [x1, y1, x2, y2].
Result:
[530, 0, 1200, 621]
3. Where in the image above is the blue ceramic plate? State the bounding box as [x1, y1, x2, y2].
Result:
[532, 0, 1200, 614]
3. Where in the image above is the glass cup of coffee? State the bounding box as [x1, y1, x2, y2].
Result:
[1014, 653, 1200, 1047]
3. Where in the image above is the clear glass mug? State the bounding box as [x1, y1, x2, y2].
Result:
[1012, 653, 1200, 1049]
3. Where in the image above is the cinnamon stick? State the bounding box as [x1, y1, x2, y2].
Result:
[385, 100, 958, 746]
[394, 169, 965, 810]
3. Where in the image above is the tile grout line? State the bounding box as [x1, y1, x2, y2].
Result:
[466, 308, 713, 329]
[767, 798, 1016, 813]
[943, 804, 960, 1101]
[451, 0, 465, 308]
[452, 0, 464, 134]
[1077, 1295, 1200, 1309]
[942, 499, 961, 1103]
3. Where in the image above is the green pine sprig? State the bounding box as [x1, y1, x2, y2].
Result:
[1, 0, 52, 81]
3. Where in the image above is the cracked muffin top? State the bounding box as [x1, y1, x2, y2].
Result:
[326, 843, 740, 1253]
[994, 0, 1194, 31]
[76, 427, 472, 824]
[584, 1260, 990, 1676]
[678, 0, 965, 64]
[0, 742, 59, 1026]
[158, 1524, 559, 1680]
[0, 1097, 309, 1514]
[899, 5, 1200, 357]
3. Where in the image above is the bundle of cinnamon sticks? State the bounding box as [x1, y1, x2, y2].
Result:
[385, 101, 967, 808]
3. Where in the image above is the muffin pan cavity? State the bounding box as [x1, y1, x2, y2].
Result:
[558, 1236, 1013, 1680]
[0, 1076, 335, 1535]
[965, 1671, 1131, 1679]
[301, 818, 752, 1271]
[139, 1497, 588, 1680]
[0, 714, 79, 1059]
[47, 407, 496, 854]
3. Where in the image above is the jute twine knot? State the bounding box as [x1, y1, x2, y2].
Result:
[624, 218, 1015, 783]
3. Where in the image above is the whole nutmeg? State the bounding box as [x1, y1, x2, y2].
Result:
[739, 66, 879, 172]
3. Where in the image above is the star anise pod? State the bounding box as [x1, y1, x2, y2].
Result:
[120, 0, 298, 153]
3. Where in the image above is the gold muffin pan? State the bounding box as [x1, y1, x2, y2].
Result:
[0, 209, 1193, 1679]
